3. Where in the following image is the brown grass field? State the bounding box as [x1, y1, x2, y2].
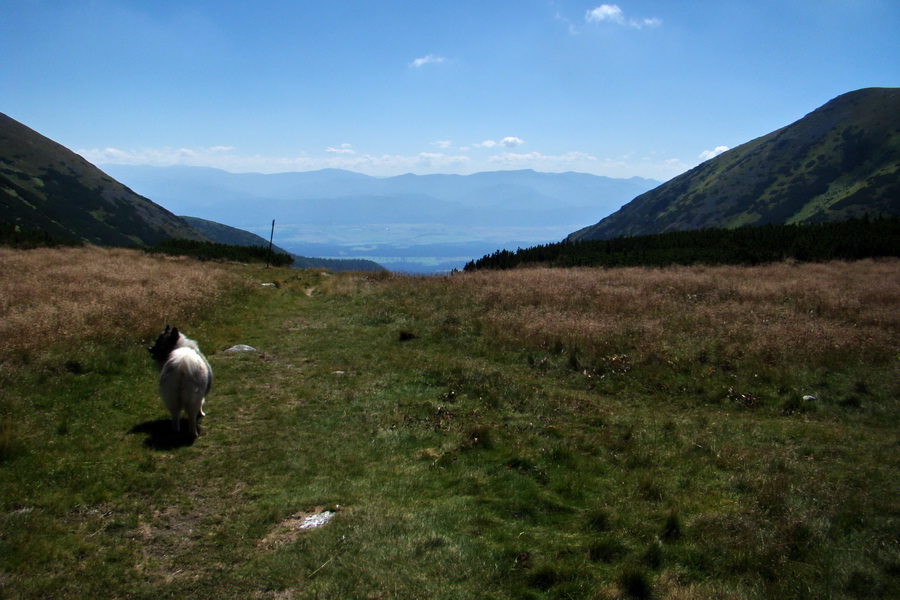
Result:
[0, 246, 245, 369]
[452, 259, 899, 372]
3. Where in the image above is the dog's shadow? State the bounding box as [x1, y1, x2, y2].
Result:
[129, 419, 197, 450]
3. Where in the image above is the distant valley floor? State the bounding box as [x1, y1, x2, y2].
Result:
[244, 222, 580, 273]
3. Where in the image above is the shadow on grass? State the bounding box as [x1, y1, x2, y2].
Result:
[129, 418, 197, 450]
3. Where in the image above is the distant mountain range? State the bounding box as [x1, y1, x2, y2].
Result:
[0, 112, 204, 246]
[100, 165, 658, 227]
[100, 165, 659, 273]
[570, 87, 900, 241]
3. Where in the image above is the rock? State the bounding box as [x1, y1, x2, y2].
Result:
[225, 344, 257, 353]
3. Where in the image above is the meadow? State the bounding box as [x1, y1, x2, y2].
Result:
[0, 246, 897, 599]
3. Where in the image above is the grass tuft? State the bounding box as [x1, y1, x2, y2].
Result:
[618, 564, 654, 599]
[587, 536, 629, 563]
[661, 510, 682, 541]
[585, 506, 612, 532]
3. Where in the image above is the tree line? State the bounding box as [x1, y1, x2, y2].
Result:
[1, 223, 296, 266]
[145, 238, 295, 266]
[464, 216, 900, 271]
[0, 222, 83, 249]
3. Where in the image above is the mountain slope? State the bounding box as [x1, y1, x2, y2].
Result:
[570, 88, 900, 241]
[180, 216, 292, 255]
[0, 113, 206, 246]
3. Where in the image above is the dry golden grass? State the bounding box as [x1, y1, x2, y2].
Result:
[451, 259, 900, 369]
[0, 245, 246, 367]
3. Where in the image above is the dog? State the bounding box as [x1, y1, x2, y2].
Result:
[148, 325, 212, 438]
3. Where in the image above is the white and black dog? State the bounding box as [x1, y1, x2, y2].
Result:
[148, 326, 212, 438]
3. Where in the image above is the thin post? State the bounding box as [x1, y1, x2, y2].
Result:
[266, 219, 275, 268]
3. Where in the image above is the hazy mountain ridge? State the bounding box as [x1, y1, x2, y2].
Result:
[101, 165, 658, 229]
[0, 113, 206, 246]
[570, 88, 900, 241]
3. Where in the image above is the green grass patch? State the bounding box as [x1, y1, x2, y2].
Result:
[1, 260, 898, 599]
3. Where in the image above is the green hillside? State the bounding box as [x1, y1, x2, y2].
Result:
[571, 88, 900, 241]
[0, 113, 206, 246]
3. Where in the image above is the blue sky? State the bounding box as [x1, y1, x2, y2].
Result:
[3, 0, 898, 181]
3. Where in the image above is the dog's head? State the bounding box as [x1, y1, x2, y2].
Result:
[148, 325, 180, 363]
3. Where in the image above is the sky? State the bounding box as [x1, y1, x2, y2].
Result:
[2, 0, 898, 182]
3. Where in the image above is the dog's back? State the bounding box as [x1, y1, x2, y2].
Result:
[150, 326, 212, 437]
[159, 347, 210, 437]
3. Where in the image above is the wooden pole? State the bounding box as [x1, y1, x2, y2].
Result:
[266, 219, 275, 268]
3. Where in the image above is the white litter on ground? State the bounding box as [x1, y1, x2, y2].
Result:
[298, 511, 335, 529]
[258, 507, 339, 549]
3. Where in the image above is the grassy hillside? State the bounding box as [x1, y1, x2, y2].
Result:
[1, 248, 898, 599]
[0, 113, 205, 246]
[571, 88, 900, 241]
[180, 216, 294, 256]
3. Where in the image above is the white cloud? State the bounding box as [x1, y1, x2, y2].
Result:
[586, 4, 625, 24]
[409, 54, 447, 68]
[585, 4, 661, 29]
[698, 146, 729, 160]
[326, 143, 355, 155]
[475, 137, 524, 149]
[80, 144, 478, 176]
[488, 151, 598, 170]
[78, 145, 231, 167]
[432, 140, 452, 149]
[79, 143, 695, 180]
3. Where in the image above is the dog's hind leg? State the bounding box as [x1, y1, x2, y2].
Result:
[187, 410, 199, 438]
[169, 408, 182, 433]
